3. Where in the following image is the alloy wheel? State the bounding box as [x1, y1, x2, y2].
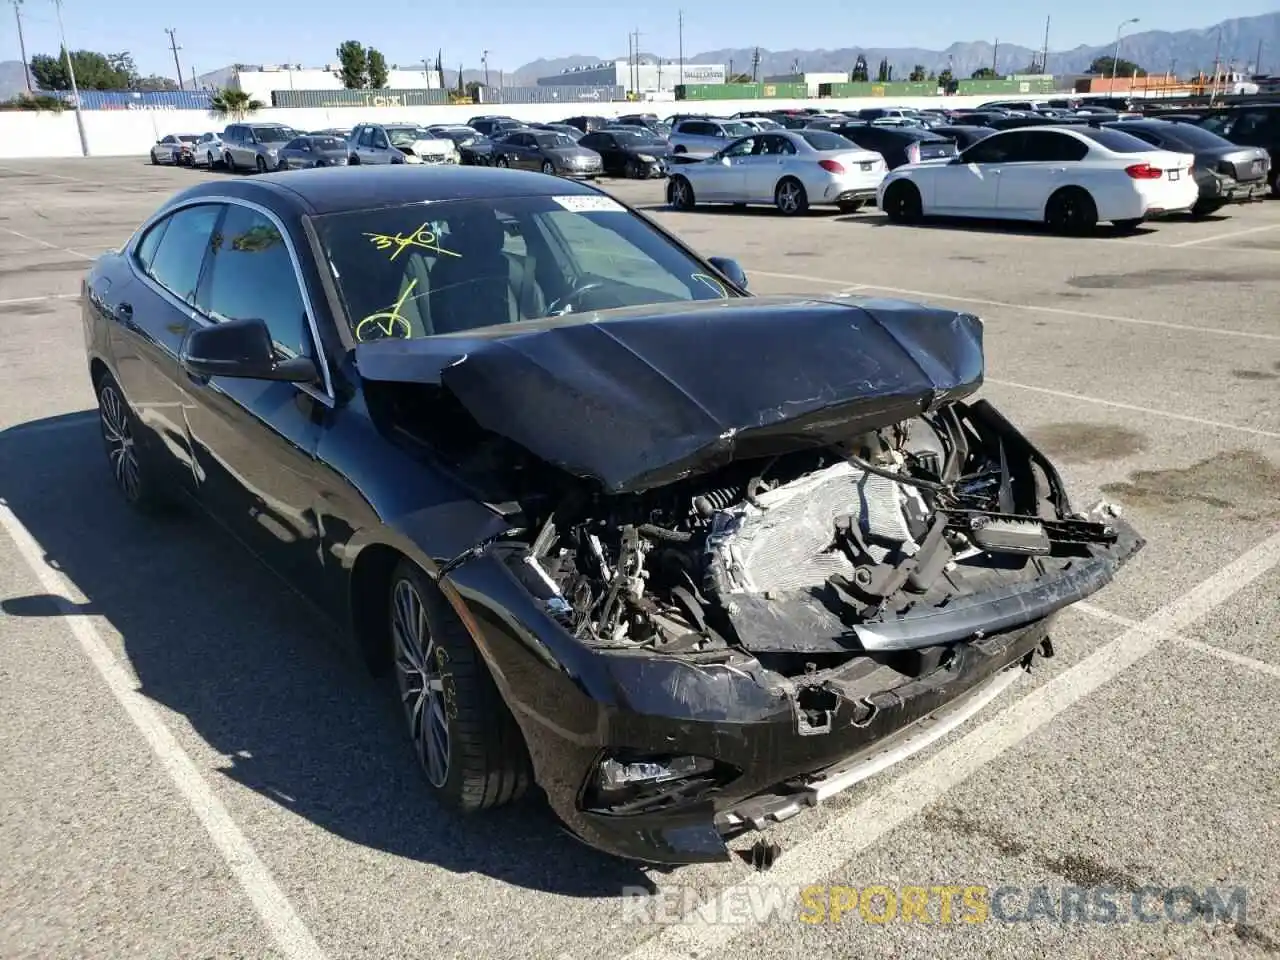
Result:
[669, 178, 689, 208]
[777, 181, 801, 214]
[99, 383, 141, 502]
[392, 578, 451, 788]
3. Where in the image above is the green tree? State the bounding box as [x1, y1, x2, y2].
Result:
[30, 48, 135, 91]
[937, 68, 954, 85]
[1089, 55, 1145, 77]
[909, 64, 926, 82]
[336, 41, 368, 88]
[465, 80, 484, 101]
[970, 66, 997, 79]
[851, 55, 869, 83]
[876, 57, 890, 82]
[366, 47, 389, 88]
[210, 88, 263, 119]
[136, 75, 179, 91]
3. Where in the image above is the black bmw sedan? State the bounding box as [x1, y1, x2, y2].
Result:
[81, 166, 1142, 865]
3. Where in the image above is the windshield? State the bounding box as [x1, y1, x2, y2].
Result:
[308, 137, 346, 151]
[798, 130, 856, 151]
[535, 133, 577, 149]
[614, 131, 665, 146]
[316, 195, 741, 340]
[386, 127, 434, 146]
[252, 127, 294, 143]
[720, 121, 754, 137]
[1148, 123, 1230, 150]
[1072, 127, 1158, 153]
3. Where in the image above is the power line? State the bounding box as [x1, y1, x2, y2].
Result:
[164, 27, 184, 90]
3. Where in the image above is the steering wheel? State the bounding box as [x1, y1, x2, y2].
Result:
[545, 280, 607, 317]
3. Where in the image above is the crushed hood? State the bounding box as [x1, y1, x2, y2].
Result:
[355, 295, 984, 494]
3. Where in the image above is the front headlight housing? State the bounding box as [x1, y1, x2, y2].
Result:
[636, 154, 656, 163]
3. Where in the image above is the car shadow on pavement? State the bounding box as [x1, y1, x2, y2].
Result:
[0, 415, 657, 898]
[851, 211, 1162, 238]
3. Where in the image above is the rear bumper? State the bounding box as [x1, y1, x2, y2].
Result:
[1198, 171, 1270, 204]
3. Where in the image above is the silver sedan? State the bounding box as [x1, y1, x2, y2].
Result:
[666, 129, 887, 216]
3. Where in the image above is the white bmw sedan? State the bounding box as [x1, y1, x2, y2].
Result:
[876, 124, 1199, 231]
[667, 129, 887, 215]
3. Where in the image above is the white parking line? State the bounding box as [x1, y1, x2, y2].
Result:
[610, 528, 1280, 960]
[1076, 601, 1280, 682]
[0, 226, 94, 260]
[984, 378, 1280, 441]
[0, 293, 80, 307]
[1169, 223, 1280, 248]
[750, 270, 1280, 343]
[0, 501, 327, 960]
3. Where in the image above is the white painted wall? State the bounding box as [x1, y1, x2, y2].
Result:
[232, 67, 444, 101]
[0, 95, 1009, 159]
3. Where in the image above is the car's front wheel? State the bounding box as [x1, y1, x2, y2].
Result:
[882, 180, 922, 223]
[223, 151, 235, 171]
[389, 559, 531, 811]
[96, 373, 163, 511]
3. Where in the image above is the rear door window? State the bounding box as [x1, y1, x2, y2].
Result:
[962, 132, 1026, 163]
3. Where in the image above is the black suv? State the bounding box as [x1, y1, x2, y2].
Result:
[1194, 104, 1280, 194]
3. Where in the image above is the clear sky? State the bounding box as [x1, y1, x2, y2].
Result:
[8, 0, 1276, 79]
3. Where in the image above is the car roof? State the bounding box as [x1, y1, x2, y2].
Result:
[173, 166, 606, 217]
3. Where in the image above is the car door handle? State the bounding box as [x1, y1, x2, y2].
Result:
[114, 302, 135, 327]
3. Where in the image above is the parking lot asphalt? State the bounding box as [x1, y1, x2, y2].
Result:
[0, 158, 1277, 960]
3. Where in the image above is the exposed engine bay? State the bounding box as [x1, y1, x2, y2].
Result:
[497, 398, 1123, 674]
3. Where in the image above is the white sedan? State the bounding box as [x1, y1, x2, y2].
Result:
[667, 129, 887, 215]
[876, 124, 1199, 231]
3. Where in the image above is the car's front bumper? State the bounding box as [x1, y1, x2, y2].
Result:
[447, 517, 1142, 865]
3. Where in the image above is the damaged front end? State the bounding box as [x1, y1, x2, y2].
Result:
[356, 297, 1144, 863]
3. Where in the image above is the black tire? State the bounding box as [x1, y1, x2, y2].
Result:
[206, 151, 217, 169]
[667, 175, 696, 210]
[774, 177, 809, 216]
[1190, 199, 1226, 219]
[672, 145, 687, 156]
[882, 180, 922, 223]
[625, 158, 642, 179]
[256, 155, 268, 174]
[541, 160, 556, 176]
[495, 156, 509, 168]
[837, 200, 864, 214]
[150, 151, 159, 165]
[96, 372, 165, 512]
[348, 154, 360, 165]
[223, 151, 235, 172]
[1044, 187, 1098, 234]
[389, 559, 531, 811]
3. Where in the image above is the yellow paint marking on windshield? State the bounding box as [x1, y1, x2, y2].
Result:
[691, 273, 729, 297]
[362, 221, 461, 261]
[355, 278, 417, 341]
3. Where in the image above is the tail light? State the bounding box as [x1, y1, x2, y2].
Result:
[907, 143, 921, 164]
[818, 159, 845, 174]
[1125, 163, 1164, 179]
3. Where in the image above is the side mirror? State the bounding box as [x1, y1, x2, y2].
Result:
[180, 318, 317, 383]
[708, 256, 748, 291]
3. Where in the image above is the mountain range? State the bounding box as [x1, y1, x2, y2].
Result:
[2, 12, 1277, 101]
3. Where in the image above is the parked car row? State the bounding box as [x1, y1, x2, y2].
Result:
[661, 114, 1272, 230]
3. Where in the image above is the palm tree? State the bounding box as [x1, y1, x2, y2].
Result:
[210, 87, 264, 120]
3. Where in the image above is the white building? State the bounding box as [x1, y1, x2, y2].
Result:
[230, 64, 443, 102]
[537, 60, 725, 95]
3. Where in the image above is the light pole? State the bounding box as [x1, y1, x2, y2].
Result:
[481, 49, 489, 87]
[1111, 18, 1139, 84]
[12, 0, 32, 93]
[52, 0, 88, 156]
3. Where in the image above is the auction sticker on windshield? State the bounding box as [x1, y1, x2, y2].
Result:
[552, 195, 625, 213]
